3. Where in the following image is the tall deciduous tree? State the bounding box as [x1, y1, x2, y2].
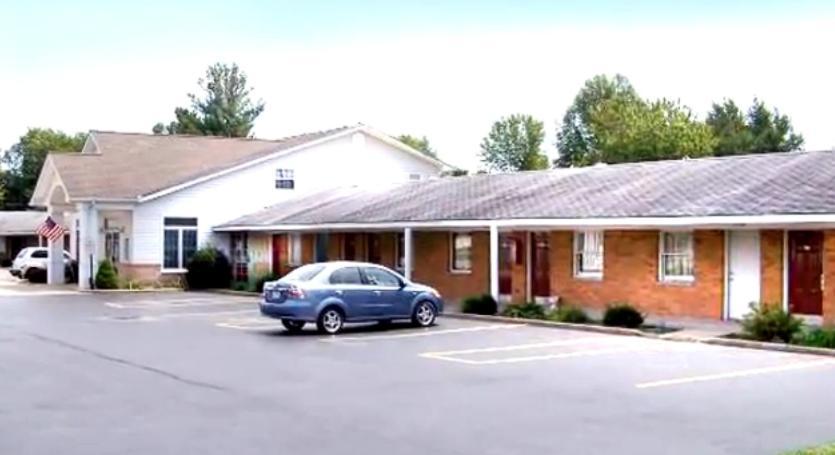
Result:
[0, 128, 87, 210]
[556, 74, 716, 166]
[556, 74, 639, 167]
[396, 134, 436, 158]
[154, 63, 265, 137]
[480, 114, 548, 172]
[592, 98, 716, 163]
[707, 99, 804, 155]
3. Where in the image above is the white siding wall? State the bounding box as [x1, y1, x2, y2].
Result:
[131, 132, 440, 265]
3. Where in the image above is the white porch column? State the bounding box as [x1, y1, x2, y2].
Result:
[404, 227, 413, 281]
[489, 224, 500, 301]
[46, 213, 66, 285]
[77, 202, 99, 289]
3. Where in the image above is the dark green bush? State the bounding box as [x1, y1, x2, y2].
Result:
[501, 301, 547, 320]
[795, 327, 835, 349]
[548, 305, 591, 324]
[185, 248, 232, 290]
[602, 303, 644, 328]
[95, 259, 119, 289]
[741, 303, 803, 343]
[461, 294, 498, 315]
[254, 272, 279, 293]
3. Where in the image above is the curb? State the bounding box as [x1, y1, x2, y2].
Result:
[205, 289, 261, 297]
[79, 288, 184, 294]
[700, 337, 835, 358]
[442, 312, 653, 338]
[443, 312, 835, 358]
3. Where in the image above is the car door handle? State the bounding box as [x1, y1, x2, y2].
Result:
[373, 290, 382, 295]
[335, 290, 343, 295]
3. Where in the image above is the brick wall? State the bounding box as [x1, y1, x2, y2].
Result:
[760, 230, 784, 306]
[548, 230, 725, 319]
[823, 231, 835, 325]
[117, 263, 161, 283]
[412, 231, 489, 303]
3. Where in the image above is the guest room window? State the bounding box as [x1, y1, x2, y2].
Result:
[659, 232, 694, 282]
[574, 230, 604, 279]
[450, 233, 472, 273]
[275, 168, 295, 189]
[163, 217, 198, 270]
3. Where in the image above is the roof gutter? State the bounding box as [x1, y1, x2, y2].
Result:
[213, 213, 835, 232]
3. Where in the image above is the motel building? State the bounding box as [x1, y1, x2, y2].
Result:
[29, 125, 835, 325]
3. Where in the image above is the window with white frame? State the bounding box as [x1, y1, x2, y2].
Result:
[574, 230, 604, 278]
[286, 233, 302, 266]
[163, 217, 198, 270]
[659, 232, 694, 281]
[275, 168, 295, 189]
[450, 232, 472, 273]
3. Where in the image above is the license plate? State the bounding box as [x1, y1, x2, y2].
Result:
[271, 290, 283, 300]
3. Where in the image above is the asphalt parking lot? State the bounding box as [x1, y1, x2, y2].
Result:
[2, 288, 835, 455]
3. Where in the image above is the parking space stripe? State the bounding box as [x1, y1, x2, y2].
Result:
[636, 359, 835, 389]
[322, 324, 525, 342]
[422, 345, 649, 365]
[420, 337, 604, 357]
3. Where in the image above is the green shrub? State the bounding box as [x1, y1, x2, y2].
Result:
[185, 248, 232, 290]
[794, 327, 835, 349]
[232, 281, 249, 292]
[741, 303, 803, 343]
[501, 301, 547, 320]
[602, 303, 644, 328]
[461, 294, 498, 315]
[254, 272, 279, 293]
[548, 305, 590, 324]
[95, 259, 119, 289]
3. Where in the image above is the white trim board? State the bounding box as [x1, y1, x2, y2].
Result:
[213, 214, 835, 233]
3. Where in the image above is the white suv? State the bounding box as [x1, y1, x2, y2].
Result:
[10, 247, 73, 282]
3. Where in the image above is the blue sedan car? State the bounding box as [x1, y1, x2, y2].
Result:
[260, 261, 444, 334]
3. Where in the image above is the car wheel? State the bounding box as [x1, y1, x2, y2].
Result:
[412, 301, 436, 327]
[281, 320, 306, 333]
[317, 307, 344, 335]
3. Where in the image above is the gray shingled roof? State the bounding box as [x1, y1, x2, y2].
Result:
[50, 126, 353, 200]
[218, 150, 835, 227]
[0, 211, 45, 235]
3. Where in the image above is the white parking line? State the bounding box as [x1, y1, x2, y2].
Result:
[322, 323, 526, 342]
[216, 317, 285, 331]
[425, 345, 650, 365]
[420, 337, 604, 357]
[636, 359, 835, 389]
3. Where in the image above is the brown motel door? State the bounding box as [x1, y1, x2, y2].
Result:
[532, 233, 550, 297]
[789, 231, 823, 315]
[272, 234, 285, 276]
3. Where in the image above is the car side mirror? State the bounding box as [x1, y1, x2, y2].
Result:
[399, 279, 407, 289]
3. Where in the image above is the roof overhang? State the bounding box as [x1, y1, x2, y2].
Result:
[213, 213, 835, 232]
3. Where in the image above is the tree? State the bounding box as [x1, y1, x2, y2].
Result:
[707, 99, 804, 155]
[592, 98, 716, 164]
[480, 114, 548, 172]
[154, 63, 265, 137]
[556, 74, 640, 167]
[556, 74, 716, 166]
[1, 128, 87, 210]
[396, 134, 436, 158]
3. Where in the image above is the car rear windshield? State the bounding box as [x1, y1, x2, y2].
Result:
[281, 264, 326, 282]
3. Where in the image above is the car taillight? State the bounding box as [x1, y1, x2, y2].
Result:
[287, 286, 305, 299]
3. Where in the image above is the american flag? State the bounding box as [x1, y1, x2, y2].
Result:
[36, 216, 67, 242]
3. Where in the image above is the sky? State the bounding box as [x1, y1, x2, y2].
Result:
[2, 0, 834, 170]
